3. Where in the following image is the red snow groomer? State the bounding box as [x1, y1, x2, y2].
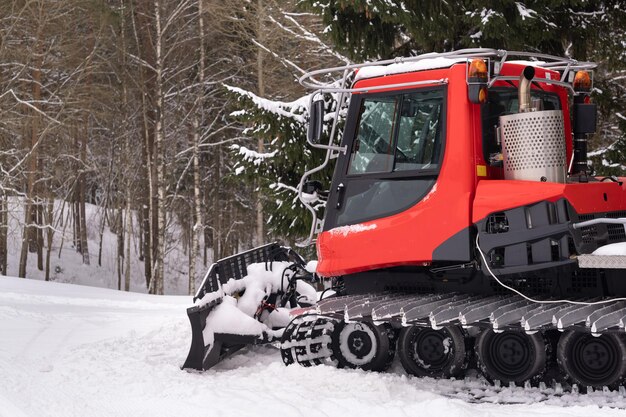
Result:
[183, 49, 626, 391]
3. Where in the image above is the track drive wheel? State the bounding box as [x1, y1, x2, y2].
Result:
[476, 329, 546, 384]
[398, 325, 467, 378]
[557, 330, 626, 389]
[280, 316, 335, 367]
[331, 320, 391, 371]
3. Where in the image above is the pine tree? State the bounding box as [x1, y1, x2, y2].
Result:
[303, 1, 624, 60]
[227, 86, 338, 243]
[225, 6, 347, 246]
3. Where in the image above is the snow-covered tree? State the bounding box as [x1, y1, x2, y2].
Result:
[225, 5, 347, 245]
[228, 86, 338, 244]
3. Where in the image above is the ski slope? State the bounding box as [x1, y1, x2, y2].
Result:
[1, 276, 626, 417]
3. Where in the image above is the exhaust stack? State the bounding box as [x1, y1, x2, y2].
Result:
[518, 66, 535, 113]
[499, 65, 567, 183]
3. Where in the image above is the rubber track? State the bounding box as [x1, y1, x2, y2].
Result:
[301, 292, 626, 397]
[316, 292, 626, 334]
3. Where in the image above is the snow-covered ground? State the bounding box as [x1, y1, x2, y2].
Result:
[3, 276, 626, 417]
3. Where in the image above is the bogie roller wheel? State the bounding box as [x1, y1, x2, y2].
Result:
[331, 320, 391, 372]
[557, 330, 626, 389]
[476, 329, 546, 385]
[398, 325, 467, 378]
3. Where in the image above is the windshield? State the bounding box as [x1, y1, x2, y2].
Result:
[348, 89, 444, 175]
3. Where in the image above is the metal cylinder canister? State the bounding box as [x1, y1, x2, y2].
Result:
[499, 110, 566, 183]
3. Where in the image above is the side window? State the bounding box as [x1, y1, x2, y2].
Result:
[348, 98, 397, 175]
[347, 89, 444, 175]
[395, 92, 442, 171]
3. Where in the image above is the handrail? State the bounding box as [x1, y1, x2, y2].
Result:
[299, 48, 596, 93]
[488, 76, 576, 93]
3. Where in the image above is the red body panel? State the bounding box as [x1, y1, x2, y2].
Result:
[473, 180, 626, 223]
[316, 65, 474, 277]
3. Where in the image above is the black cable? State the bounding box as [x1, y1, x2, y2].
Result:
[319, 287, 339, 300]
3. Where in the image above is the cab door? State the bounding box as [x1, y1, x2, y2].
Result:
[324, 87, 446, 230]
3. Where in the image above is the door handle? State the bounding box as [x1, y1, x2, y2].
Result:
[336, 183, 345, 209]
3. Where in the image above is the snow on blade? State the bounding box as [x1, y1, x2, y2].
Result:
[196, 261, 317, 347]
[305, 260, 318, 273]
[202, 295, 275, 347]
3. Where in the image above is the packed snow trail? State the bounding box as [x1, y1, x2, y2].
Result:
[2, 277, 626, 417]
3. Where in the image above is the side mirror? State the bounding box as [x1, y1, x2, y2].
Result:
[307, 99, 324, 144]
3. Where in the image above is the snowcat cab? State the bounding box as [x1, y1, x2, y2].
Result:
[183, 49, 626, 392]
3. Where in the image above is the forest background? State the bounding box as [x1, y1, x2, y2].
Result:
[0, 0, 624, 295]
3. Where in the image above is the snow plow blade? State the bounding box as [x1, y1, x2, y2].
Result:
[182, 298, 272, 371]
[182, 243, 311, 371]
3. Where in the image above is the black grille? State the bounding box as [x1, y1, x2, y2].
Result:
[216, 243, 290, 285]
[607, 211, 626, 242]
[383, 284, 434, 293]
[607, 211, 626, 219]
[608, 224, 626, 241]
[489, 275, 553, 296]
[580, 225, 598, 244]
[570, 209, 626, 254]
[571, 269, 600, 293]
[194, 243, 292, 302]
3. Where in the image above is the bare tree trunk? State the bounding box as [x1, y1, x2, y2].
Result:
[212, 146, 222, 260]
[57, 199, 70, 258]
[119, 0, 133, 293]
[72, 129, 89, 265]
[19, 39, 43, 278]
[44, 198, 54, 281]
[98, 149, 114, 267]
[131, 0, 155, 289]
[124, 191, 132, 292]
[98, 201, 109, 267]
[0, 192, 7, 275]
[255, 0, 265, 246]
[116, 207, 123, 290]
[36, 202, 43, 270]
[189, 120, 201, 293]
[18, 204, 30, 278]
[73, 188, 78, 250]
[78, 143, 90, 265]
[151, 0, 166, 295]
[188, 0, 205, 295]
